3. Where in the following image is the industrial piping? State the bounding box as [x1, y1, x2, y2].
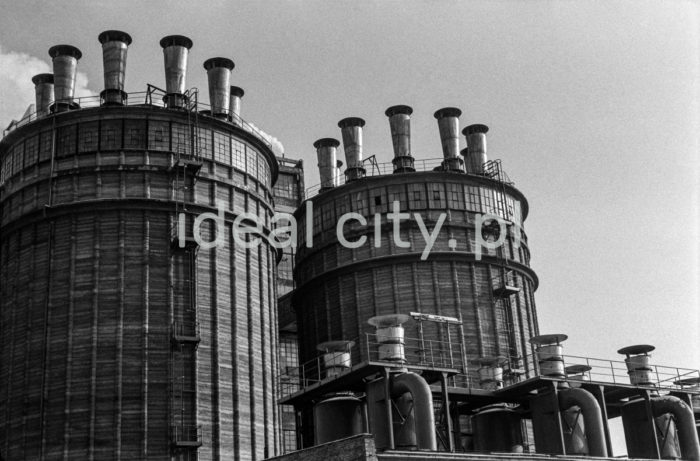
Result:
[160, 35, 193, 108]
[48, 44, 82, 112]
[558, 388, 609, 457]
[433, 107, 463, 172]
[229, 86, 244, 125]
[314, 138, 341, 192]
[203, 57, 235, 118]
[385, 105, 415, 173]
[338, 117, 366, 182]
[464, 124, 489, 175]
[651, 395, 700, 461]
[32, 73, 54, 118]
[391, 372, 437, 451]
[98, 30, 132, 106]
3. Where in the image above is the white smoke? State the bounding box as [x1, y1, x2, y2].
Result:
[0, 44, 96, 131]
[243, 121, 285, 156]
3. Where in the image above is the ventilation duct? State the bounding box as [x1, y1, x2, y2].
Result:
[48, 45, 82, 112]
[203, 57, 235, 119]
[433, 107, 463, 172]
[98, 30, 132, 106]
[368, 314, 410, 363]
[313, 137, 341, 192]
[229, 86, 244, 126]
[385, 105, 414, 173]
[530, 334, 567, 379]
[338, 117, 366, 182]
[617, 344, 655, 385]
[32, 73, 54, 118]
[317, 340, 354, 378]
[160, 35, 193, 108]
[464, 124, 489, 174]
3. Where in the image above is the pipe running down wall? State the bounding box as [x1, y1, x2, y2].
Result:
[98, 30, 132, 106]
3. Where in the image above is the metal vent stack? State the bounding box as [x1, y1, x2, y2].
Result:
[48, 44, 82, 112]
[32, 73, 54, 118]
[229, 85, 244, 125]
[160, 35, 193, 108]
[464, 124, 489, 175]
[314, 137, 341, 192]
[433, 107, 463, 172]
[385, 105, 415, 173]
[530, 334, 568, 379]
[203, 57, 235, 119]
[338, 117, 366, 182]
[98, 30, 132, 106]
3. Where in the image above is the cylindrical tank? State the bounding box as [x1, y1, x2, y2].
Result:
[204, 57, 235, 118]
[313, 395, 365, 444]
[621, 397, 681, 459]
[0, 102, 280, 460]
[32, 73, 54, 118]
[472, 405, 524, 452]
[229, 85, 244, 125]
[98, 30, 132, 105]
[48, 44, 82, 111]
[292, 168, 538, 383]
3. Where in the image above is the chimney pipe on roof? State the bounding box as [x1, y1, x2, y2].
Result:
[32, 74, 54, 119]
[338, 117, 366, 182]
[463, 124, 489, 175]
[203, 57, 235, 119]
[98, 30, 132, 106]
[229, 86, 244, 126]
[314, 138, 341, 192]
[48, 45, 82, 112]
[385, 105, 415, 173]
[433, 107, 463, 172]
[160, 35, 193, 108]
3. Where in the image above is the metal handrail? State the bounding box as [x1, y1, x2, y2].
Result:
[2, 85, 274, 150]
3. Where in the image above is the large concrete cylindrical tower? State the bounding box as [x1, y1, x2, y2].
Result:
[292, 126, 539, 381]
[0, 37, 279, 461]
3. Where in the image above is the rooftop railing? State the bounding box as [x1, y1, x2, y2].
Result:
[278, 344, 700, 400]
[2, 85, 274, 150]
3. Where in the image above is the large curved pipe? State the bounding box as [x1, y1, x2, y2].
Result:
[392, 372, 437, 451]
[558, 388, 608, 457]
[651, 395, 700, 461]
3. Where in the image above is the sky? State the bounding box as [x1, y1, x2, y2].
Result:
[0, 0, 698, 372]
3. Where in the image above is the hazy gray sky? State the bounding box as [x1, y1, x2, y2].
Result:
[1, 0, 698, 370]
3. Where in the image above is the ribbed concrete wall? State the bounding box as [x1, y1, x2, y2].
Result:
[0, 106, 279, 460]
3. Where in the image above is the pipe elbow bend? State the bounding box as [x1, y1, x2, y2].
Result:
[559, 388, 608, 457]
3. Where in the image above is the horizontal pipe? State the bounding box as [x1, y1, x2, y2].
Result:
[392, 372, 437, 451]
[559, 388, 608, 457]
